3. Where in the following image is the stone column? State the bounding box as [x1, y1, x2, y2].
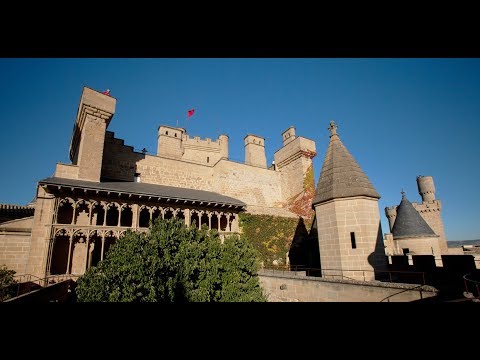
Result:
[132, 204, 139, 229]
[84, 234, 90, 272]
[101, 234, 106, 261]
[53, 198, 60, 224]
[103, 203, 108, 226]
[45, 238, 55, 276]
[226, 213, 231, 232]
[72, 203, 77, 225]
[184, 208, 190, 226]
[66, 234, 73, 274]
[217, 213, 221, 232]
[231, 213, 239, 232]
[88, 238, 95, 269]
[88, 202, 94, 225]
[198, 211, 203, 229]
[118, 205, 123, 227]
[208, 212, 212, 230]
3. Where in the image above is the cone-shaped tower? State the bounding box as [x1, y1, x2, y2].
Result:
[312, 121, 386, 281]
[389, 191, 441, 256]
[392, 192, 437, 239]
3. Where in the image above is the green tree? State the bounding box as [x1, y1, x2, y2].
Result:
[76, 217, 266, 302]
[219, 235, 267, 302]
[0, 265, 17, 301]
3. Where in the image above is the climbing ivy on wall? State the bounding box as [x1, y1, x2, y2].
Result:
[239, 213, 313, 267]
[287, 164, 316, 217]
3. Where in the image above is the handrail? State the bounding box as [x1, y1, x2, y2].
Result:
[379, 284, 426, 302]
[1, 273, 80, 302]
[463, 273, 480, 299]
[261, 265, 427, 285]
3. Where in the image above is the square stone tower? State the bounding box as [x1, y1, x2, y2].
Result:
[244, 134, 267, 168]
[69, 87, 116, 182]
[274, 126, 316, 217]
[157, 125, 185, 159]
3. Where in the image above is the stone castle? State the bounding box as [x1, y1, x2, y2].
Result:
[0, 87, 317, 279]
[0, 86, 455, 284]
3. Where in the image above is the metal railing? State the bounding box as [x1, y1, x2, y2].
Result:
[379, 284, 426, 302]
[0, 273, 80, 302]
[261, 265, 427, 285]
[463, 273, 480, 301]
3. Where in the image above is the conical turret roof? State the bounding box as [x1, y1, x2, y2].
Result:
[312, 121, 380, 206]
[392, 192, 437, 239]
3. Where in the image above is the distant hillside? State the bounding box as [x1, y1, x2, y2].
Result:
[447, 239, 480, 248]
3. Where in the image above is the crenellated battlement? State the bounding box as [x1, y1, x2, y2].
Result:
[183, 134, 225, 147]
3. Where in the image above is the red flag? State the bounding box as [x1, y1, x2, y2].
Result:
[187, 109, 195, 118]
[102, 89, 111, 96]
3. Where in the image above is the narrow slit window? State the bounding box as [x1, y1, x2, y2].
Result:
[134, 172, 141, 183]
[207, 157, 210, 163]
[350, 232, 356, 249]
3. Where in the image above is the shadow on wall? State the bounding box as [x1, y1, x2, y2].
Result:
[368, 222, 389, 280]
[288, 217, 321, 276]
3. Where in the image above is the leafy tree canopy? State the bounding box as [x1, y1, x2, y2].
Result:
[76, 218, 266, 302]
[0, 265, 17, 301]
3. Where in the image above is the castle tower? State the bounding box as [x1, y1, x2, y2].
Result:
[385, 207, 397, 232]
[274, 126, 316, 217]
[219, 134, 229, 160]
[417, 175, 435, 202]
[390, 191, 441, 256]
[282, 126, 296, 146]
[384, 176, 448, 254]
[157, 125, 185, 158]
[414, 175, 448, 253]
[69, 87, 116, 182]
[312, 121, 386, 281]
[244, 134, 267, 168]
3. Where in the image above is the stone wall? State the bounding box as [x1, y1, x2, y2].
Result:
[212, 159, 284, 209]
[24, 186, 56, 278]
[182, 134, 228, 165]
[412, 200, 448, 253]
[244, 134, 267, 168]
[258, 269, 438, 302]
[314, 196, 385, 281]
[101, 133, 301, 215]
[54, 163, 79, 180]
[394, 236, 442, 257]
[0, 217, 33, 274]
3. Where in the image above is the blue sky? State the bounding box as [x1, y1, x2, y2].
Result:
[0, 58, 479, 241]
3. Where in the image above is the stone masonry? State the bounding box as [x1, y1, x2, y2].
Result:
[17, 86, 318, 279]
[259, 269, 437, 302]
[0, 217, 33, 274]
[384, 176, 449, 255]
[312, 121, 387, 281]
